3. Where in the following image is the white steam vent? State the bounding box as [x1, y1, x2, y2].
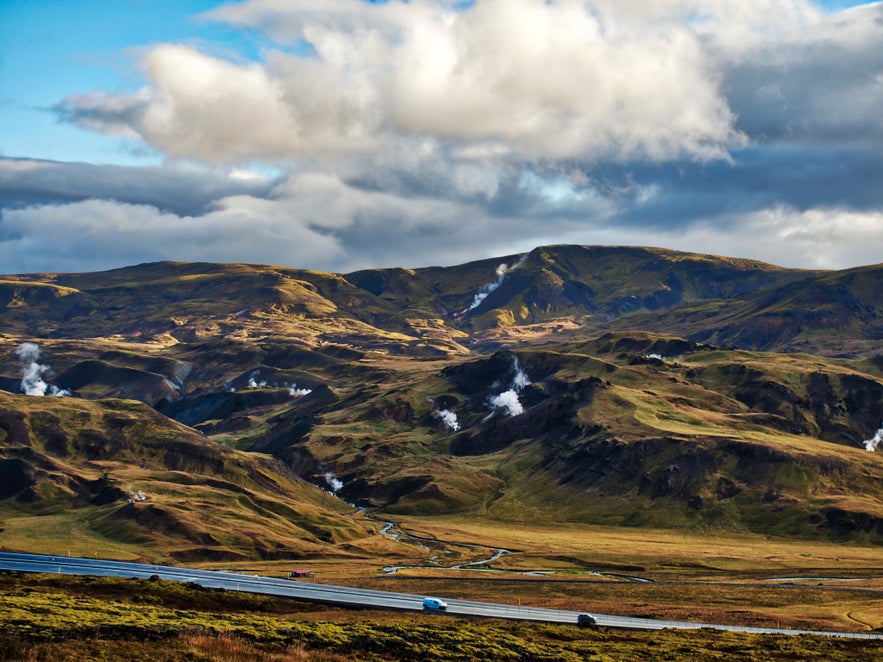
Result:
[489, 390, 524, 417]
[247, 370, 268, 388]
[324, 471, 344, 493]
[464, 254, 527, 313]
[434, 408, 460, 431]
[245, 370, 312, 396]
[864, 425, 883, 452]
[488, 356, 531, 417]
[12, 343, 70, 397]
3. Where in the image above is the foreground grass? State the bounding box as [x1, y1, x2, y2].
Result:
[1, 573, 882, 661]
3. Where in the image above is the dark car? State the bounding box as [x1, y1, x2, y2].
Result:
[577, 613, 597, 628]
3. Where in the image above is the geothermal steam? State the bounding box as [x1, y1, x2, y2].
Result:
[127, 490, 147, 503]
[246, 370, 312, 397]
[464, 254, 527, 312]
[489, 356, 531, 417]
[428, 396, 460, 432]
[324, 471, 344, 493]
[12, 343, 70, 396]
[865, 425, 883, 452]
[490, 390, 524, 416]
[435, 408, 460, 431]
[247, 371, 268, 388]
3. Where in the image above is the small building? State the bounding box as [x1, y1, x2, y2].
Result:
[290, 569, 311, 579]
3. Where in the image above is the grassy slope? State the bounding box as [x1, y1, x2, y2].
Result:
[276, 334, 883, 541]
[1, 247, 882, 555]
[2, 251, 883, 651]
[4, 332, 880, 543]
[0, 391, 382, 562]
[0, 573, 881, 661]
[4, 245, 869, 357]
[618, 262, 883, 357]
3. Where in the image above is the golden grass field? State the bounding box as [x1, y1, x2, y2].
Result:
[166, 514, 883, 636]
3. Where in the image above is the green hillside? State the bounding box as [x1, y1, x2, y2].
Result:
[1, 245, 882, 558]
[0, 391, 377, 562]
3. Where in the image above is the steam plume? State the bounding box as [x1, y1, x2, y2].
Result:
[247, 370, 268, 388]
[245, 370, 312, 396]
[512, 356, 531, 389]
[12, 343, 69, 396]
[324, 471, 344, 493]
[490, 390, 523, 417]
[435, 408, 460, 431]
[488, 356, 531, 417]
[865, 425, 883, 452]
[464, 254, 527, 313]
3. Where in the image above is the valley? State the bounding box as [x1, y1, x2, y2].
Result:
[1, 244, 882, 655]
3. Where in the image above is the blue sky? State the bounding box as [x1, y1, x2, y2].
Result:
[2, 0, 882, 273]
[0, 0, 264, 164]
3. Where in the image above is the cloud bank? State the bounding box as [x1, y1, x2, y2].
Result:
[58, 0, 746, 163]
[3, 0, 882, 274]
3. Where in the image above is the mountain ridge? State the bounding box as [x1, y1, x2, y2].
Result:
[2, 244, 882, 556]
[4, 244, 870, 358]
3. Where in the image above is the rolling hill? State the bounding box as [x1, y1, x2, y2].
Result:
[0, 390, 378, 562]
[1, 245, 882, 557]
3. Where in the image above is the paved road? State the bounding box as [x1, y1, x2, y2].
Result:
[1, 552, 880, 640]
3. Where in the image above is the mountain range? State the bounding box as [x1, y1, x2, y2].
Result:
[1, 245, 882, 559]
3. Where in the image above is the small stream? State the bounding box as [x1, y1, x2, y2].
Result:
[321, 486, 510, 573]
[333, 487, 652, 579]
[371, 514, 512, 574]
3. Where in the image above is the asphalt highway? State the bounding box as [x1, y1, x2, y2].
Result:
[1, 552, 881, 640]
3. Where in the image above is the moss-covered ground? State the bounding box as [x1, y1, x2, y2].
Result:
[1, 573, 881, 661]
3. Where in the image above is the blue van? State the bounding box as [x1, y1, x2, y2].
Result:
[422, 597, 448, 610]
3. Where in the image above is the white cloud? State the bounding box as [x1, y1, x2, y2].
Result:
[736, 206, 883, 269]
[722, 2, 883, 146]
[139, 44, 361, 162]
[388, 0, 743, 161]
[58, 0, 752, 164]
[7, 0, 881, 276]
[200, 0, 414, 45]
[0, 158, 276, 216]
[0, 167, 538, 274]
[4, 163, 881, 276]
[594, 205, 883, 270]
[0, 194, 345, 274]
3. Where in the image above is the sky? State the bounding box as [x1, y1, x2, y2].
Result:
[1, 0, 882, 275]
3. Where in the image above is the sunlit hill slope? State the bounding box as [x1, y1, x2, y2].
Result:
[1, 245, 882, 558]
